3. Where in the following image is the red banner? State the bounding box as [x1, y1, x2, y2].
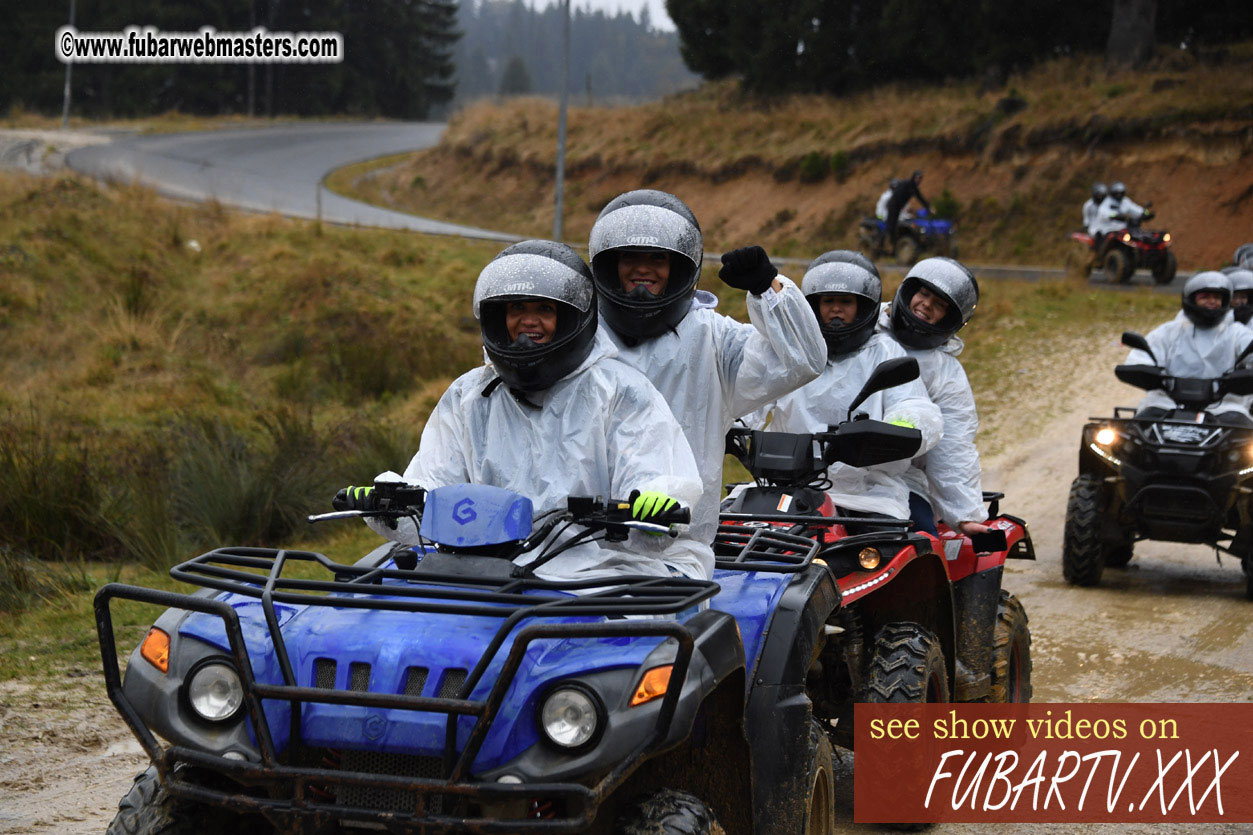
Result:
[854, 703, 1253, 824]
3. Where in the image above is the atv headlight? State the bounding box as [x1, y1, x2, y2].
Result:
[539, 685, 602, 750]
[1095, 427, 1117, 446]
[1163, 233, 1171, 243]
[186, 660, 244, 723]
[1122, 232, 1132, 242]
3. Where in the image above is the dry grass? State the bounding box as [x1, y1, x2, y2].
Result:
[1, 104, 335, 134]
[430, 45, 1253, 175]
[0, 171, 496, 429]
[0, 170, 504, 598]
[331, 44, 1253, 268]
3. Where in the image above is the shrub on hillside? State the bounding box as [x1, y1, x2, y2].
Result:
[0, 413, 119, 563]
[114, 411, 419, 565]
[830, 150, 851, 183]
[798, 151, 829, 183]
[932, 188, 961, 220]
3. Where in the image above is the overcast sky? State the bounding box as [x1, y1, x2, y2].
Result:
[573, 0, 675, 31]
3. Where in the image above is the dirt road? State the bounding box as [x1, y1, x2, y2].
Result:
[3, 333, 1252, 833]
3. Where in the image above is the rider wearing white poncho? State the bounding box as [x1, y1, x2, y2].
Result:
[878, 257, 988, 534]
[746, 252, 943, 520]
[1126, 270, 1253, 426]
[350, 241, 712, 582]
[588, 189, 827, 555]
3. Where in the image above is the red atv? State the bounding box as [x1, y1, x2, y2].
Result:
[718, 358, 1034, 747]
[1069, 205, 1175, 284]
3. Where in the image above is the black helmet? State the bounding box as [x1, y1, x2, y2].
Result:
[474, 240, 597, 393]
[911, 169, 924, 182]
[1109, 181, 1126, 201]
[1180, 270, 1232, 329]
[588, 189, 702, 341]
[813, 248, 880, 279]
[1091, 182, 1108, 202]
[890, 257, 979, 350]
[1227, 268, 1253, 324]
[801, 252, 881, 358]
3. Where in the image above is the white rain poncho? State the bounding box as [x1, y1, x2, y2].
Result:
[604, 277, 826, 549]
[1081, 198, 1101, 234]
[875, 188, 892, 221]
[746, 331, 943, 519]
[1126, 310, 1253, 417]
[1092, 195, 1146, 235]
[367, 328, 712, 581]
[878, 304, 987, 527]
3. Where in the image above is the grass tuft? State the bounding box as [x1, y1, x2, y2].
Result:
[0, 412, 118, 562]
[0, 547, 97, 614]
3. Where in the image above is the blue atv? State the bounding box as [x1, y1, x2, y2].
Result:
[858, 208, 958, 265]
[96, 366, 928, 835]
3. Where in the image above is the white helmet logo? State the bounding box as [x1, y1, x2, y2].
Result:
[626, 235, 660, 246]
[501, 281, 535, 293]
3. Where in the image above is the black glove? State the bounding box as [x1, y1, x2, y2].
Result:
[1142, 209, 1155, 221]
[719, 246, 778, 296]
[332, 485, 380, 511]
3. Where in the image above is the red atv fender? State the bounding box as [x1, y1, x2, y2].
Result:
[935, 514, 1035, 583]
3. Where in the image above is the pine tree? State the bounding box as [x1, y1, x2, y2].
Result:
[498, 54, 532, 95]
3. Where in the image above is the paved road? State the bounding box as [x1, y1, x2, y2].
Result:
[60, 121, 1189, 289]
[65, 122, 519, 242]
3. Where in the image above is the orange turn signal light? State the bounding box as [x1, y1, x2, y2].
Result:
[140, 627, 170, 673]
[630, 665, 673, 707]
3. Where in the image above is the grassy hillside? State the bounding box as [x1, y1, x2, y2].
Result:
[0, 170, 503, 602]
[330, 44, 1253, 269]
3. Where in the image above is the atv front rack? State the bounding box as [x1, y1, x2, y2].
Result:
[96, 546, 724, 834]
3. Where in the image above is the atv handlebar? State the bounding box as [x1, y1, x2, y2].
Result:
[309, 485, 690, 544]
[310, 481, 428, 524]
[726, 419, 923, 487]
[1114, 364, 1253, 409]
[567, 495, 690, 540]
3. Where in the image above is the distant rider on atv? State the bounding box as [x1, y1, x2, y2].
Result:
[1125, 270, 1253, 427]
[336, 240, 713, 581]
[1092, 181, 1148, 258]
[745, 252, 943, 523]
[1082, 182, 1108, 236]
[885, 170, 931, 255]
[878, 257, 990, 537]
[588, 190, 826, 570]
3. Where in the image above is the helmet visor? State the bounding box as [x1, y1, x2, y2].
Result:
[588, 203, 702, 277]
[473, 253, 593, 320]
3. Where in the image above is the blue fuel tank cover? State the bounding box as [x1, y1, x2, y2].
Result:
[418, 484, 534, 548]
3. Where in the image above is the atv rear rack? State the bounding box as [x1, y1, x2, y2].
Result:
[713, 512, 917, 573]
[713, 522, 821, 572]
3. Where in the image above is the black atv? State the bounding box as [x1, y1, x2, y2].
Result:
[1064, 331, 1253, 597]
